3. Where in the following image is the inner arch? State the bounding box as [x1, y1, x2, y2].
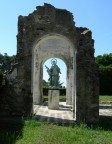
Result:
[32, 33, 76, 106]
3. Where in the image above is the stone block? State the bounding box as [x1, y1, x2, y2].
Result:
[48, 90, 59, 110]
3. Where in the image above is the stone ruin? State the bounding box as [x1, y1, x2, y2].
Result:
[0, 3, 99, 123]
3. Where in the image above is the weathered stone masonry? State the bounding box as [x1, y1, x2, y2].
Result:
[0, 3, 99, 123]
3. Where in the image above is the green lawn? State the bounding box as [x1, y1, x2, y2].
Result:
[44, 95, 112, 104]
[99, 95, 112, 104]
[1, 95, 112, 144]
[1, 118, 112, 144]
[44, 95, 66, 102]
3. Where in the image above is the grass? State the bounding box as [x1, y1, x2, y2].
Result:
[44, 95, 112, 104]
[17, 121, 112, 144]
[1, 118, 112, 144]
[44, 95, 66, 102]
[0, 120, 24, 144]
[99, 95, 112, 104]
[1, 95, 112, 144]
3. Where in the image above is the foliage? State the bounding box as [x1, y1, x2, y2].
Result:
[43, 79, 65, 89]
[95, 53, 112, 66]
[43, 80, 49, 88]
[0, 69, 3, 87]
[60, 88, 66, 95]
[95, 53, 112, 95]
[0, 53, 15, 88]
[0, 53, 16, 73]
[43, 88, 66, 96]
[0, 120, 24, 144]
[99, 65, 112, 95]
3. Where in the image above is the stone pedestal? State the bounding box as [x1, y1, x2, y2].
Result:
[48, 90, 59, 110]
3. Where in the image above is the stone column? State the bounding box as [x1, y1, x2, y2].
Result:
[66, 68, 73, 105]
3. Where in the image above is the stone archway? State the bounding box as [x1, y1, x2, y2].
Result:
[32, 33, 77, 112]
[0, 3, 99, 123]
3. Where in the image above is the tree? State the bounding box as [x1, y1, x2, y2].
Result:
[95, 53, 112, 95]
[99, 65, 112, 95]
[43, 80, 49, 88]
[0, 53, 15, 73]
[0, 53, 16, 88]
[95, 53, 112, 66]
[0, 69, 3, 88]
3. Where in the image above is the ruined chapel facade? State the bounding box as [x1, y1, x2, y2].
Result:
[0, 3, 99, 123]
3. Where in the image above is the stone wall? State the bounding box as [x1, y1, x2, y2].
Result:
[76, 28, 99, 123]
[0, 3, 99, 123]
[16, 3, 78, 107]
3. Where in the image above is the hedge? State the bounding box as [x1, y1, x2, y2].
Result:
[99, 65, 112, 95]
[43, 88, 66, 96]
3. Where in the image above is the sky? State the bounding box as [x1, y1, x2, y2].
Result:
[43, 58, 66, 87]
[0, 0, 112, 86]
[0, 0, 112, 56]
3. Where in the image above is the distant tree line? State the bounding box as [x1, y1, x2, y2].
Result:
[0, 53, 112, 95]
[95, 53, 112, 95]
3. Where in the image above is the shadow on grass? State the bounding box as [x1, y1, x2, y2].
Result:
[34, 114, 112, 131]
[61, 116, 112, 131]
[85, 116, 112, 131]
[98, 116, 112, 130]
[0, 118, 24, 144]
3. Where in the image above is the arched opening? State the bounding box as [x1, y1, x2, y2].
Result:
[42, 58, 67, 102]
[32, 33, 76, 119]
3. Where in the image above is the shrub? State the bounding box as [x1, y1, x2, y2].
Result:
[99, 65, 112, 95]
[43, 88, 66, 96]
